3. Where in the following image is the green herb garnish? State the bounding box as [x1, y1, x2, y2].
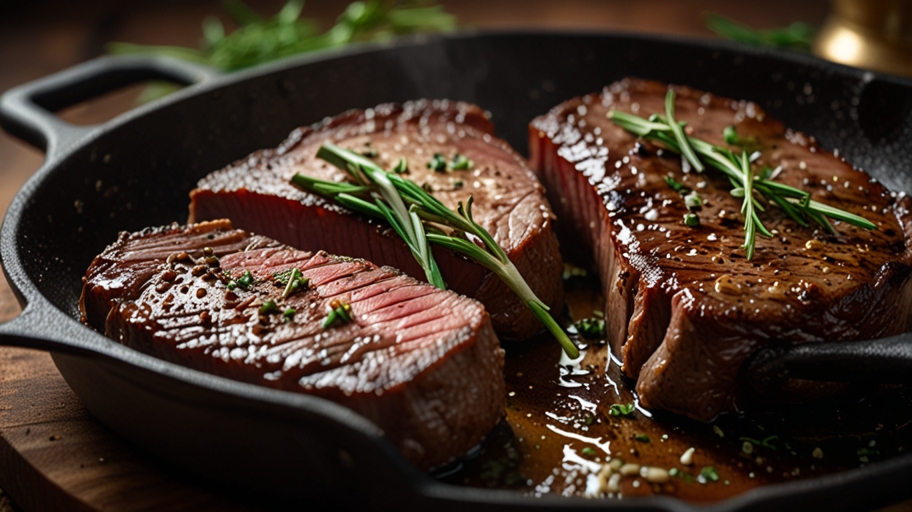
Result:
[684, 213, 700, 227]
[236, 270, 255, 290]
[706, 13, 815, 52]
[393, 158, 409, 174]
[608, 90, 876, 260]
[684, 191, 703, 209]
[664, 175, 688, 193]
[581, 446, 597, 456]
[450, 153, 473, 170]
[635, 434, 650, 443]
[427, 153, 448, 172]
[723, 125, 757, 148]
[699, 466, 720, 483]
[608, 403, 636, 417]
[740, 435, 779, 450]
[283, 307, 296, 321]
[323, 299, 353, 328]
[292, 143, 578, 357]
[259, 300, 279, 314]
[276, 267, 308, 298]
[575, 317, 606, 339]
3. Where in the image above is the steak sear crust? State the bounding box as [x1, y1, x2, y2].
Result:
[530, 78, 912, 421]
[189, 100, 562, 341]
[80, 219, 505, 469]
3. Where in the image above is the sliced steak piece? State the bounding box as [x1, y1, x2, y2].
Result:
[189, 100, 562, 341]
[530, 78, 912, 421]
[80, 219, 505, 469]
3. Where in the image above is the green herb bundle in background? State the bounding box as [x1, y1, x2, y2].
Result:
[108, 0, 457, 101]
[705, 13, 815, 52]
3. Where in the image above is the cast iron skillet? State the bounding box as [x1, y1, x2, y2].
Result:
[2, 30, 912, 511]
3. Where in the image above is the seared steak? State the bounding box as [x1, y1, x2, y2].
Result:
[80, 219, 505, 469]
[189, 100, 562, 340]
[530, 78, 912, 421]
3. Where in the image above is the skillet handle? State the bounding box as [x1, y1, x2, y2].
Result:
[0, 55, 219, 159]
[0, 302, 103, 358]
[745, 332, 912, 393]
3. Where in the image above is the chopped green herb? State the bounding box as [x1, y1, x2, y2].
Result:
[453, 180, 464, 189]
[323, 299, 353, 328]
[684, 213, 700, 227]
[259, 300, 279, 314]
[575, 317, 606, 339]
[227, 280, 238, 290]
[635, 434, 650, 443]
[712, 425, 724, 438]
[283, 307, 296, 321]
[664, 175, 687, 193]
[237, 270, 255, 290]
[700, 466, 720, 483]
[723, 125, 757, 148]
[427, 153, 447, 172]
[392, 158, 409, 174]
[608, 403, 636, 417]
[684, 191, 703, 209]
[272, 269, 293, 285]
[584, 415, 595, 426]
[672, 468, 696, 483]
[581, 446, 597, 456]
[278, 268, 308, 298]
[450, 153, 473, 170]
[740, 435, 778, 450]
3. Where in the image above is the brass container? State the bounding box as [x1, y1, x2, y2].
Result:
[814, 0, 912, 76]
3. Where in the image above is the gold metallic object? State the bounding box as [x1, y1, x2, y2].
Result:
[814, 0, 912, 76]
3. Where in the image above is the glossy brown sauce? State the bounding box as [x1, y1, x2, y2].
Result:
[441, 274, 912, 502]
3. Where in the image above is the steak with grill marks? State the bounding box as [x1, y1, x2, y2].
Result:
[79, 219, 505, 469]
[530, 78, 912, 421]
[189, 100, 562, 341]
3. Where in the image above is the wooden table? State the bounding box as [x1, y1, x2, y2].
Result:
[3, 0, 911, 509]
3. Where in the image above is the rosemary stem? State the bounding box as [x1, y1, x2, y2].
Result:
[300, 144, 578, 354]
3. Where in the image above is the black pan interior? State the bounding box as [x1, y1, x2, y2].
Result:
[7, 30, 912, 509]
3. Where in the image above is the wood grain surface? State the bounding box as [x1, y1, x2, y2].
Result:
[2, 0, 910, 510]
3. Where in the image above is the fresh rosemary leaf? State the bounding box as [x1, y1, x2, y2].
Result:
[665, 89, 704, 172]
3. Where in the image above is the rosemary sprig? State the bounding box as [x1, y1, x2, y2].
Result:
[292, 143, 578, 357]
[608, 90, 876, 259]
[110, 0, 456, 71]
[108, 0, 456, 101]
[705, 13, 815, 52]
[304, 144, 445, 289]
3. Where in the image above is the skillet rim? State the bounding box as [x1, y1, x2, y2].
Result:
[2, 28, 912, 511]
